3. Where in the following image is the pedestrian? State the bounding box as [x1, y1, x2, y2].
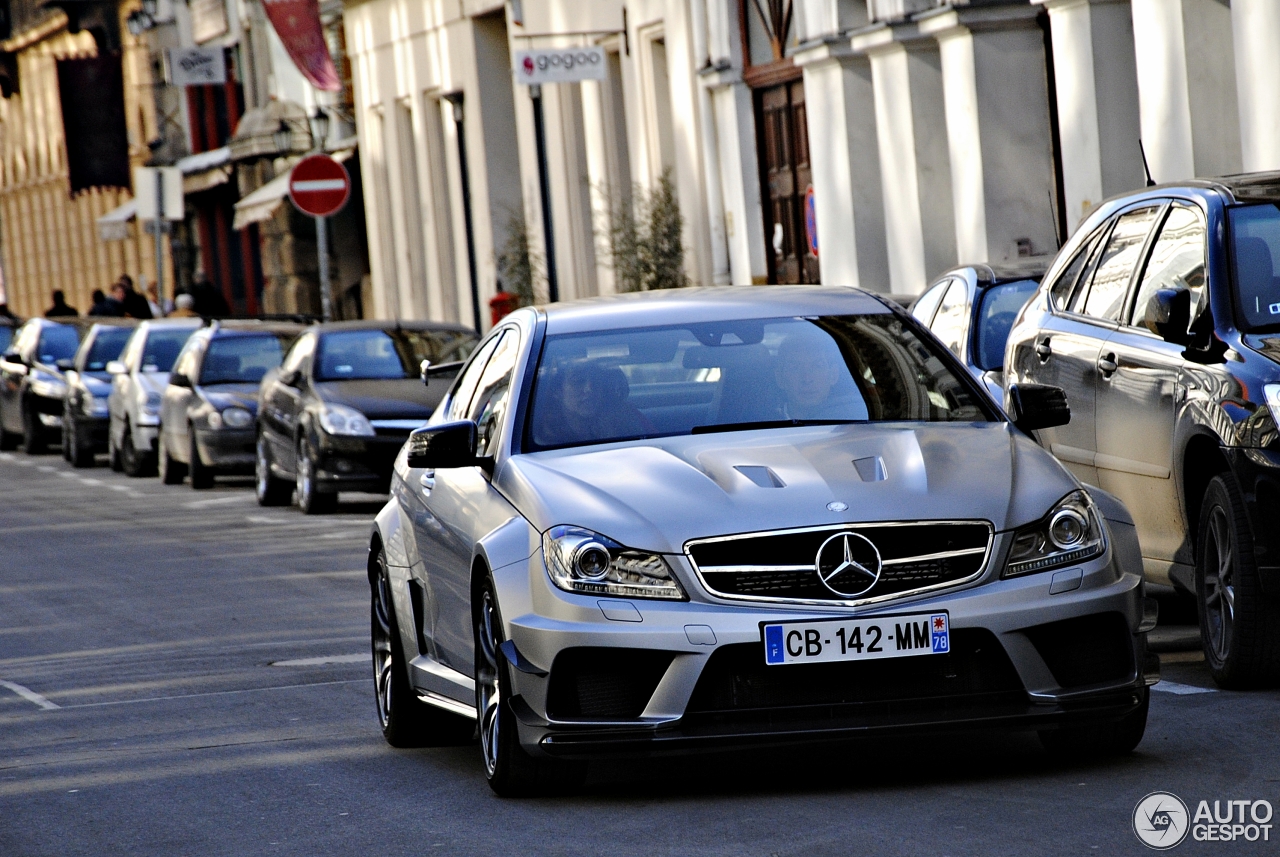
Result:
[89, 285, 125, 317]
[169, 292, 199, 318]
[0, 303, 15, 321]
[117, 275, 153, 320]
[45, 289, 78, 317]
[190, 272, 229, 318]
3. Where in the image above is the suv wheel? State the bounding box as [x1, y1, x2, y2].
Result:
[1196, 474, 1280, 687]
[255, 434, 292, 506]
[295, 436, 335, 514]
[68, 418, 95, 468]
[121, 420, 154, 477]
[20, 405, 45, 455]
[188, 429, 213, 489]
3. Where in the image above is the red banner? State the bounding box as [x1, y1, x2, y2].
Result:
[261, 0, 340, 92]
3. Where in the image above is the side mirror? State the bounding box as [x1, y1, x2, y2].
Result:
[1143, 288, 1191, 345]
[1005, 383, 1070, 432]
[55, 358, 75, 371]
[105, 360, 127, 375]
[2, 349, 24, 365]
[420, 358, 431, 387]
[170, 372, 191, 388]
[279, 368, 302, 388]
[406, 420, 477, 469]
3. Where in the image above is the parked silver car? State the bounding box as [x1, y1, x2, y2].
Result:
[106, 318, 202, 476]
[369, 287, 1157, 795]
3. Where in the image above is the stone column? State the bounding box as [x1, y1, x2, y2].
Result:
[855, 23, 955, 294]
[1129, 0, 1240, 182]
[1231, 0, 1280, 173]
[1035, 0, 1142, 230]
[919, 4, 1059, 264]
[793, 39, 889, 292]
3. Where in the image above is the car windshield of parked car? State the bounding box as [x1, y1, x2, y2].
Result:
[526, 314, 993, 450]
[1230, 203, 1280, 332]
[199, 334, 289, 385]
[37, 325, 79, 364]
[141, 328, 195, 372]
[82, 326, 133, 371]
[975, 279, 1040, 371]
[314, 328, 477, 381]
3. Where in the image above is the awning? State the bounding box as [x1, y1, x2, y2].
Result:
[96, 198, 136, 242]
[232, 170, 290, 230]
[176, 146, 232, 195]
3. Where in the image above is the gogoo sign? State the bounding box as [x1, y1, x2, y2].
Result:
[514, 47, 606, 85]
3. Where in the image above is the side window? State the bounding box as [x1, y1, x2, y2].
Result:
[911, 281, 949, 327]
[468, 330, 520, 457]
[445, 333, 502, 422]
[928, 279, 970, 358]
[1129, 204, 1207, 331]
[1080, 206, 1162, 321]
[1049, 230, 1104, 312]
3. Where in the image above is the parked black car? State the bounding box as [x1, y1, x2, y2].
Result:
[158, 321, 303, 488]
[256, 321, 478, 512]
[62, 320, 136, 466]
[1007, 172, 1280, 687]
[0, 318, 86, 453]
[912, 258, 1051, 402]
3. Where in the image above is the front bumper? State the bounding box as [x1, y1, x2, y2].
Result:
[195, 427, 256, 472]
[27, 391, 64, 439]
[314, 431, 408, 493]
[493, 531, 1153, 758]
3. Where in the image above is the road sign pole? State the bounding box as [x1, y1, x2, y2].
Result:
[530, 84, 558, 303]
[316, 215, 332, 322]
[154, 169, 165, 314]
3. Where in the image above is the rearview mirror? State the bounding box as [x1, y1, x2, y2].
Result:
[170, 372, 191, 388]
[1005, 383, 1070, 432]
[105, 360, 127, 375]
[406, 420, 478, 469]
[1143, 288, 1191, 345]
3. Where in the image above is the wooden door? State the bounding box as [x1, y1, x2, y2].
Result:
[757, 79, 818, 284]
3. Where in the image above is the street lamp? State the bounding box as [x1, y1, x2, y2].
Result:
[309, 106, 330, 151]
[272, 120, 292, 153]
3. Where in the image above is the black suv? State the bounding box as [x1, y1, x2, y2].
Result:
[1006, 172, 1280, 687]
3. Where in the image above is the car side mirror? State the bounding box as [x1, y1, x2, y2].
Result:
[406, 420, 478, 468]
[105, 360, 127, 375]
[55, 358, 75, 371]
[1143, 288, 1191, 345]
[170, 372, 191, 388]
[420, 359, 431, 387]
[279, 368, 302, 388]
[2, 349, 24, 365]
[1005, 383, 1070, 432]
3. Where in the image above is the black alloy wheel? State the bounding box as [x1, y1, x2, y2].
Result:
[188, 428, 213, 489]
[255, 433, 291, 506]
[1039, 687, 1149, 757]
[371, 549, 473, 748]
[68, 417, 95, 469]
[120, 420, 154, 477]
[474, 578, 585, 797]
[1196, 474, 1280, 687]
[158, 433, 186, 484]
[20, 404, 46, 455]
[295, 435, 335, 514]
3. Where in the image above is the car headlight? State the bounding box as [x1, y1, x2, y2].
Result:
[1003, 490, 1106, 578]
[542, 525, 687, 601]
[317, 403, 375, 436]
[221, 407, 252, 429]
[29, 372, 66, 399]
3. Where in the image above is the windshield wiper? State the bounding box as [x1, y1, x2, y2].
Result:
[691, 418, 861, 434]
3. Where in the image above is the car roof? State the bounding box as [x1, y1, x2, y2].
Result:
[199, 320, 304, 337]
[937, 257, 1054, 289]
[539, 286, 893, 335]
[137, 317, 204, 331]
[311, 319, 476, 334]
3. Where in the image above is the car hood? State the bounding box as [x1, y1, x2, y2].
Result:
[497, 422, 1080, 554]
[198, 384, 260, 413]
[313, 378, 441, 419]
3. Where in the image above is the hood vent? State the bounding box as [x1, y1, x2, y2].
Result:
[853, 456, 886, 482]
[734, 465, 785, 488]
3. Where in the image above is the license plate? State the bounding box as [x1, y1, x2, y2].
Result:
[762, 612, 950, 666]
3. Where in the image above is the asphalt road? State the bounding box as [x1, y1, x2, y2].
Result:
[2, 449, 1279, 856]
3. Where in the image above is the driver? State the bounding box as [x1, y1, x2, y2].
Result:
[773, 332, 866, 421]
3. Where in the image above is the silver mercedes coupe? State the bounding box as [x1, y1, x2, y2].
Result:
[367, 286, 1158, 795]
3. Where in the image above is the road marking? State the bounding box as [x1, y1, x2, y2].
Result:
[36, 465, 54, 472]
[0, 679, 60, 710]
[55, 678, 365, 709]
[271, 654, 368, 667]
[78, 478, 103, 486]
[108, 484, 130, 492]
[184, 495, 252, 509]
[1152, 681, 1217, 695]
[318, 531, 366, 540]
[57, 471, 75, 479]
[246, 515, 291, 524]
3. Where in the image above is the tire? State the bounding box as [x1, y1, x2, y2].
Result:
[21, 405, 46, 455]
[61, 411, 72, 461]
[188, 429, 213, 489]
[1196, 474, 1280, 688]
[0, 420, 17, 451]
[158, 434, 186, 484]
[120, 421, 154, 477]
[295, 436, 335, 514]
[371, 550, 473, 748]
[255, 433, 292, 506]
[1039, 687, 1150, 758]
[68, 418, 95, 469]
[475, 578, 585, 797]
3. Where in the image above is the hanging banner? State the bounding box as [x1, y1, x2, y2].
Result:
[168, 47, 227, 86]
[261, 0, 340, 92]
[57, 54, 131, 194]
[513, 47, 607, 85]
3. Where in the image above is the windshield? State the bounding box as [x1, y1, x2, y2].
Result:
[142, 328, 196, 372]
[82, 326, 133, 371]
[1230, 203, 1280, 331]
[0, 326, 13, 353]
[37, 325, 80, 364]
[975, 279, 1040, 371]
[315, 328, 478, 382]
[526, 315, 993, 451]
[200, 334, 290, 385]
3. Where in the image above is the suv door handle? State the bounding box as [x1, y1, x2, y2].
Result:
[1098, 353, 1118, 376]
[419, 470, 436, 492]
[1034, 339, 1052, 361]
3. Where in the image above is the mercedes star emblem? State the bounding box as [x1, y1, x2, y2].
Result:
[814, 531, 882, 598]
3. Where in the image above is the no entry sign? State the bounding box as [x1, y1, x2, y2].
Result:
[288, 154, 350, 218]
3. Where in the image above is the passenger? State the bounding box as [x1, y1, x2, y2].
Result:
[90, 283, 126, 317]
[169, 293, 199, 318]
[540, 361, 651, 446]
[117, 275, 153, 320]
[773, 331, 867, 421]
[44, 289, 78, 317]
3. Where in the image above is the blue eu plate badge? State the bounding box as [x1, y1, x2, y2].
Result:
[930, 613, 950, 653]
[765, 624, 785, 664]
